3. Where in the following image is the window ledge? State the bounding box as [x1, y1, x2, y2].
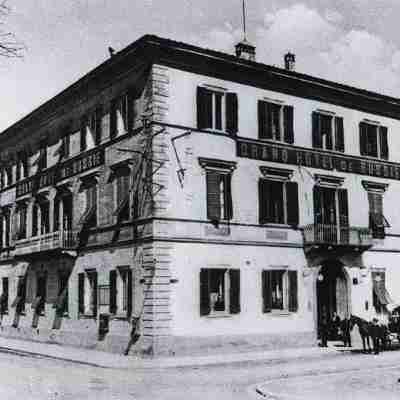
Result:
[206, 313, 232, 319]
[265, 310, 294, 317]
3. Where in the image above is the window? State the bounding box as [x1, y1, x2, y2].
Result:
[109, 267, 132, 317]
[79, 178, 98, 228]
[15, 203, 27, 240]
[368, 192, 390, 239]
[197, 87, 238, 135]
[258, 100, 294, 143]
[32, 273, 47, 315]
[112, 165, 131, 222]
[0, 208, 11, 249]
[262, 269, 298, 312]
[0, 277, 8, 314]
[16, 151, 28, 181]
[200, 268, 240, 316]
[32, 198, 50, 237]
[55, 273, 68, 316]
[312, 112, 344, 152]
[259, 178, 299, 226]
[54, 128, 70, 160]
[359, 121, 388, 159]
[37, 140, 47, 171]
[81, 107, 102, 152]
[0, 166, 12, 188]
[372, 270, 392, 313]
[206, 170, 233, 222]
[78, 270, 97, 317]
[11, 275, 26, 315]
[110, 92, 136, 138]
[54, 192, 73, 232]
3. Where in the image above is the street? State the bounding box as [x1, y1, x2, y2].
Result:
[0, 346, 400, 399]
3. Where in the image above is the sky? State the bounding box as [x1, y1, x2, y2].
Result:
[1, 0, 400, 131]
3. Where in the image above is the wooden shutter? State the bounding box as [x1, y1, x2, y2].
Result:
[286, 182, 299, 226]
[229, 269, 240, 314]
[110, 99, 117, 138]
[109, 270, 117, 314]
[312, 112, 322, 148]
[262, 270, 272, 312]
[288, 271, 298, 312]
[359, 122, 367, 155]
[206, 171, 221, 221]
[259, 179, 272, 224]
[313, 186, 322, 224]
[380, 126, 389, 160]
[93, 272, 98, 317]
[95, 107, 102, 145]
[283, 105, 294, 144]
[225, 92, 238, 135]
[338, 188, 349, 227]
[80, 116, 87, 152]
[199, 269, 210, 316]
[224, 174, 233, 220]
[258, 100, 268, 139]
[324, 115, 333, 150]
[127, 269, 133, 317]
[78, 273, 84, 315]
[335, 117, 345, 152]
[197, 87, 212, 129]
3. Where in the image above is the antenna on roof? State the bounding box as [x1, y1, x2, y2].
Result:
[242, 0, 247, 41]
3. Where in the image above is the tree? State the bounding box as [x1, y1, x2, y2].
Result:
[0, 1, 23, 58]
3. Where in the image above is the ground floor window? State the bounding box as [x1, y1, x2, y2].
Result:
[262, 269, 298, 313]
[0, 277, 8, 314]
[109, 266, 132, 318]
[55, 273, 69, 315]
[11, 275, 26, 314]
[32, 273, 47, 315]
[200, 268, 240, 316]
[78, 270, 97, 317]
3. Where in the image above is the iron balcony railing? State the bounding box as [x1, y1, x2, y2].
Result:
[302, 223, 373, 248]
[14, 230, 76, 255]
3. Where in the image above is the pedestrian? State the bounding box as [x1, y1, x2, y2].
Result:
[333, 312, 341, 340]
[320, 308, 328, 347]
[124, 315, 140, 356]
[341, 317, 352, 347]
[371, 318, 380, 354]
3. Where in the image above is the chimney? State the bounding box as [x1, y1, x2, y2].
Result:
[235, 39, 256, 61]
[284, 52, 295, 71]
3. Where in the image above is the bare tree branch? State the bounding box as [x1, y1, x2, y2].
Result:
[0, 1, 24, 58]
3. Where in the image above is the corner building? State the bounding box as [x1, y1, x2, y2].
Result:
[0, 35, 399, 356]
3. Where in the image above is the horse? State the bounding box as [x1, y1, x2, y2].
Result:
[350, 315, 372, 352]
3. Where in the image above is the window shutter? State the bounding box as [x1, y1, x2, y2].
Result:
[80, 117, 87, 152]
[110, 99, 117, 138]
[286, 182, 299, 227]
[259, 179, 272, 224]
[312, 112, 322, 148]
[225, 92, 238, 136]
[224, 174, 233, 220]
[380, 126, 389, 160]
[95, 107, 102, 145]
[78, 273, 84, 315]
[313, 186, 322, 224]
[93, 272, 98, 317]
[288, 271, 298, 312]
[335, 117, 345, 152]
[283, 105, 294, 144]
[229, 269, 241, 314]
[324, 116, 333, 150]
[262, 270, 272, 312]
[338, 188, 349, 227]
[197, 87, 212, 129]
[258, 100, 268, 139]
[127, 269, 133, 317]
[206, 171, 221, 221]
[109, 270, 117, 314]
[359, 122, 367, 156]
[200, 269, 210, 316]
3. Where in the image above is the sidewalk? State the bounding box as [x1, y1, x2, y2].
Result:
[0, 337, 344, 370]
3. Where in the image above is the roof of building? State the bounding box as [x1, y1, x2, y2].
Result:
[2, 34, 400, 143]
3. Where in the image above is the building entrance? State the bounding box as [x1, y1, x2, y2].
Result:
[317, 260, 350, 337]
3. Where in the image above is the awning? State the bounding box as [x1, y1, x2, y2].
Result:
[373, 285, 393, 305]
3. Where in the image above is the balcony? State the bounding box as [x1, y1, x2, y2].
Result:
[302, 224, 373, 254]
[14, 230, 77, 257]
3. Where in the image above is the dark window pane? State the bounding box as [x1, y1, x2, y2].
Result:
[215, 93, 223, 130]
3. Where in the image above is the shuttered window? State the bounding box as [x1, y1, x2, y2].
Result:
[196, 87, 238, 135]
[259, 179, 299, 226]
[312, 112, 344, 152]
[368, 192, 390, 239]
[199, 268, 240, 316]
[206, 170, 233, 221]
[110, 92, 135, 138]
[258, 101, 294, 143]
[113, 167, 131, 222]
[109, 267, 132, 317]
[262, 270, 298, 313]
[79, 184, 97, 228]
[359, 121, 389, 159]
[81, 107, 102, 152]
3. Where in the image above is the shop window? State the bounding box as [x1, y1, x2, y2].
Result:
[80, 107, 102, 152]
[262, 269, 298, 313]
[199, 268, 240, 316]
[11, 275, 26, 314]
[109, 266, 132, 317]
[78, 270, 97, 318]
[372, 270, 392, 313]
[359, 121, 388, 159]
[0, 277, 8, 314]
[197, 86, 238, 135]
[312, 112, 344, 152]
[258, 100, 294, 144]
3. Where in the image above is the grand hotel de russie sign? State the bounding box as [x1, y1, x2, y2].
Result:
[16, 148, 104, 198]
[237, 138, 400, 181]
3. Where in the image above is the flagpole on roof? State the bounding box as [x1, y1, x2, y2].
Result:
[242, 0, 247, 41]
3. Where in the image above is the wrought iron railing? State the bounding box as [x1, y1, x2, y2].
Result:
[302, 224, 373, 247]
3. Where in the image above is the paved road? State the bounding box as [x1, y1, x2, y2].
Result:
[1, 347, 400, 399]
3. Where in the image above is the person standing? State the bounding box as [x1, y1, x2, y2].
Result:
[341, 317, 352, 347]
[371, 318, 380, 354]
[320, 308, 328, 347]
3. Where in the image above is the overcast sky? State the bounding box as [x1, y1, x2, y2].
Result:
[1, 0, 400, 131]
